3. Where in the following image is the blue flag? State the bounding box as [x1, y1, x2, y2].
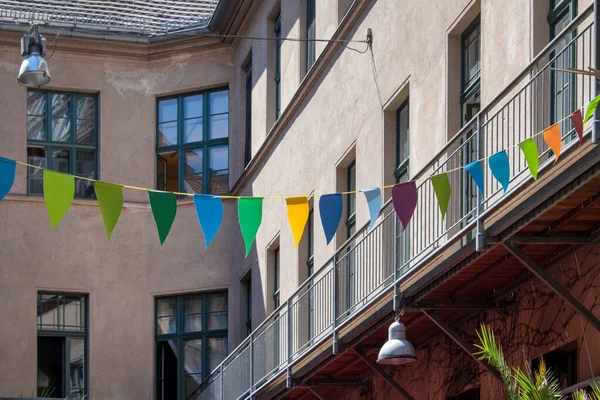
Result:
[361, 187, 382, 230]
[489, 151, 510, 193]
[319, 193, 343, 244]
[0, 157, 15, 201]
[193, 194, 224, 248]
[464, 160, 484, 197]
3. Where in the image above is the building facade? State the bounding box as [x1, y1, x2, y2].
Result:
[0, 0, 599, 399]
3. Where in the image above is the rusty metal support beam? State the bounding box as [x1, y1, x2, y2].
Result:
[308, 387, 328, 400]
[301, 381, 367, 388]
[505, 236, 596, 245]
[422, 311, 501, 379]
[503, 241, 600, 332]
[353, 348, 415, 400]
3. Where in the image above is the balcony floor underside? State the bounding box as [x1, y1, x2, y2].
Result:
[260, 143, 600, 400]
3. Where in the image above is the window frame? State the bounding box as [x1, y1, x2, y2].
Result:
[156, 87, 230, 195]
[244, 61, 253, 167]
[460, 16, 481, 103]
[27, 90, 99, 199]
[307, 208, 314, 276]
[155, 291, 228, 400]
[273, 247, 280, 309]
[345, 161, 356, 239]
[395, 99, 410, 183]
[37, 292, 89, 398]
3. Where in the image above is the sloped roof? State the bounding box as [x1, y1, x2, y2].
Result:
[0, 0, 219, 36]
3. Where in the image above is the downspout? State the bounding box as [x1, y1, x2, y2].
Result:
[594, 0, 600, 143]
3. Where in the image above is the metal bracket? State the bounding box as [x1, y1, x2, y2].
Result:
[503, 241, 600, 332]
[353, 348, 415, 400]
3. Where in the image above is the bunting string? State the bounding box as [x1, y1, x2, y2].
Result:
[0, 96, 597, 250]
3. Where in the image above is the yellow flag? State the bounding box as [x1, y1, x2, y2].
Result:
[285, 196, 309, 248]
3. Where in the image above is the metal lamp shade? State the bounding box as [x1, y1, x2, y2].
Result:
[377, 321, 417, 365]
[17, 52, 51, 87]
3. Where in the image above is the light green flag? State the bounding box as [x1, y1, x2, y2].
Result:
[43, 170, 75, 228]
[430, 173, 451, 218]
[518, 138, 539, 180]
[148, 190, 177, 245]
[238, 197, 264, 257]
[583, 94, 600, 123]
[95, 182, 124, 241]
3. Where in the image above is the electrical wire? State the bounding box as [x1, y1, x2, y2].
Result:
[44, 28, 63, 60]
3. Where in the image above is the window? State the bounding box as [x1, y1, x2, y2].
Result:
[273, 247, 280, 309]
[274, 13, 282, 120]
[27, 90, 98, 199]
[346, 161, 356, 239]
[532, 343, 577, 390]
[155, 292, 228, 400]
[307, 209, 314, 276]
[244, 61, 253, 167]
[461, 17, 480, 126]
[242, 273, 252, 336]
[395, 101, 411, 266]
[156, 89, 229, 195]
[306, 0, 316, 73]
[549, 0, 577, 138]
[37, 293, 87, 399]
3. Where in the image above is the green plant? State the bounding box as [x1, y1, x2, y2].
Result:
[474, 323, 600, 400]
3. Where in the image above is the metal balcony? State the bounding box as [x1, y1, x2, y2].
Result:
[193, 5, 597, 400]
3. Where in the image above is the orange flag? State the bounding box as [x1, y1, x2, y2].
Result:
[543, 124, 562, 164]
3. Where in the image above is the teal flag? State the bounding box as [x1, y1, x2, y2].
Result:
[95, 182, 124, 241]
[0, 156, 16, 201]
[148, 190, 177, 245]
[43, 170, 75, 228]
[430, 173, 451, 218]
[518, 139, 539, 180]
[238, 197, 264, 257]
[489, 151, 510, 193]
[464, 160, 484, 196]
[583, 94, 600, 123]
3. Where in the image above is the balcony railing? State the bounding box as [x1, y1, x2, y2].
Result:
[193, 6, 596, 400]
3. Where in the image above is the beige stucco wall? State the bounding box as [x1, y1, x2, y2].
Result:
[0, 0, 594, 398]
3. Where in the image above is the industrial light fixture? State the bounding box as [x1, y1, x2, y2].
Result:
[17, 25, 51, 87]
[377, 312, 417, 365]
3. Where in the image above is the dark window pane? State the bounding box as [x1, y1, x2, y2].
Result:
[68, 338, 85, 395]
[158, 98, 177, 123]
[76, 96, 96, 120]
[38, 336, 64, 397]
[52, 117, 71, 142]
[184, 339, 203, 397]
[210, 113, 229, 139]
[27, 91, 46, 116]
[76, 119, 95, 144]
[27, 116, 45, 141]
[157, 152, 179, 192]
[76, 151, 96, 199]
[208, 337, 228, 371]
[27, 147, 46, 195]
[208, 293, 227, 330]
[210, 91, 228, 115]
[183, 295, 203, 333]
[51, 93, 70, 118]
[52, 149, 70, 173]
[183, 149, 203, 194]
[157, 341, 178, 400]
[184, 94, 203, 119]
[184, 295, 203, 313]
[184, 117, 203, 143]
[209, 146, 228, 194]
[158, 121, 177, 147]
[157, 298, 177, 335]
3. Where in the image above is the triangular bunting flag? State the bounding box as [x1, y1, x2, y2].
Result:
[193, 195, 223, 248]
[543, 124, 562, 163]
[430, 173, 451, 218]
[0, 156, 16, 201]
[238, 197, 264, 257]
[286, 196, 309, 248]
[361, 187, 382, 230]
[569, 109, 584, 145]
[583, 94, 600, 123]
[43, 170, 75, 228]
[464, 160, 484, 196]
[148, 190, 177, 245]
[488, 151, 510, 193]
[518, 139, 539, 180]
[319, 193, 343, 244]
[94, 182, 123, 241]
[392, 181, 418, 229]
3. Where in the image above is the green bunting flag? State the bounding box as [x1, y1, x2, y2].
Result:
[430, 173, 451, 218]
[148, 190, 177, 245]
[238, 197, 264, 257]
[43, 170, 75, 228]
[95, 182, 124, 241]
[518, 139, 539, 180]
[583, 94, 600, 123]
